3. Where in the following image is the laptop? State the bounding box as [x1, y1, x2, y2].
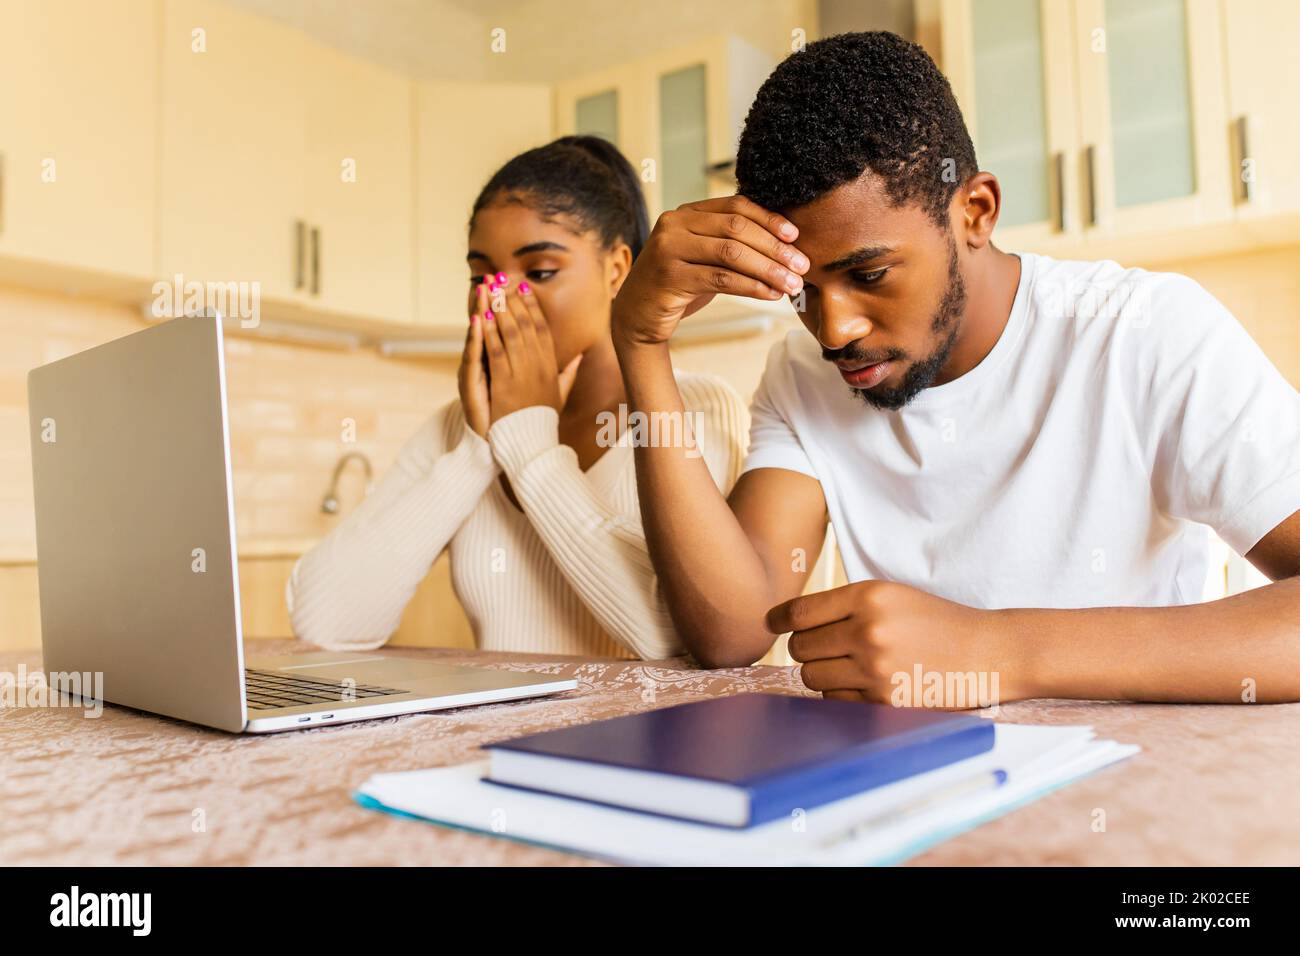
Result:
[26, 314, 577, 733]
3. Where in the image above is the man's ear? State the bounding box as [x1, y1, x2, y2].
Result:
[606, 242, 634, 297]
[954, 172, 1001, 251]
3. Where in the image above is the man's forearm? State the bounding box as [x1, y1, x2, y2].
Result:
[1004, 575, 1300, 703]
[615, 336, 777, 666]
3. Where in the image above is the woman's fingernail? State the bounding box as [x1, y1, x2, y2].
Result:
[519, 281, 531, 294]
[495, 272, 507, 284]
[485, 310, 494, 321]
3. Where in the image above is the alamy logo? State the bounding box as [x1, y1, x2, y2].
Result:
[49, 886, 151, 936]
[595, 404, 705, 459]
[890, 665, 1001, 713]
[0, 666, 102, 717]
[151, 273, 260, 329]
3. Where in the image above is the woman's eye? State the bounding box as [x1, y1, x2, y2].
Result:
[526, 269, 557, 282]
[852, 268, 888, 286]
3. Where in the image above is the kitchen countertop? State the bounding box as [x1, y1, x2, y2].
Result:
[2, 639, 1298, 865]
[1, 539, 321, 565]
[234, 538, 321, 559]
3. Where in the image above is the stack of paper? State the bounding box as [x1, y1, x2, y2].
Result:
[354, 722, 1138, 865]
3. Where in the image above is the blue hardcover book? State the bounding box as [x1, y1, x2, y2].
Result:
[485, 693, 995, 828]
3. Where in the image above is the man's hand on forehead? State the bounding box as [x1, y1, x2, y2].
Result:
[612, 195, 811, 349]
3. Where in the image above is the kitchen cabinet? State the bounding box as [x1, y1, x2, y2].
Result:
[1220, 0, 1300, 219]
[1072, 0, 1231, 237]
[942, 0, 1234, 253]
[555, 35, 776, 218]
[160, 0, 416, 325]
[0, 0, 157, 279]
[414, 80, 552, 329]
[556, 60, 648, 190]
[303, 42, 415, 324]
[941, 0, 1080, 252]
[574, 90, 620, 146]
[159, 0, 308, 304]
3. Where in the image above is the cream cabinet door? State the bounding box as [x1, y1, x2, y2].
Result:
[1073, 0, 1231, 237]
[0, 0, 157, 278]
[940, 0, 1081, 253]
[640, 36, 774, 217]
[556, 36, 773, 220]
[159, 0, 308, 303]
[1221, 0, 1300, 218]
[415, 80, 551, 329]
[556, 62, 649, 170]
[303, 44, 415, 325]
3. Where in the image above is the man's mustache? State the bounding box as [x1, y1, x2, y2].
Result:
[822, 342, 907, 366]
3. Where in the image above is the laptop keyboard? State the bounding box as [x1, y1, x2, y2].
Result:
[244, 668, 407, 711]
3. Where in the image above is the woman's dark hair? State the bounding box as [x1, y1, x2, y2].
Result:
[470, 135, 650, 259]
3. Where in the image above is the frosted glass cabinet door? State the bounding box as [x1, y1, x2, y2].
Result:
[970, 0, 1052, 228]
[576, 90, 619, 146]
[941, 0, 1078, 245]
[1074, 0, 1229, 232]
[659, 64, 709, 212]
[1103, 0, 1195, 208]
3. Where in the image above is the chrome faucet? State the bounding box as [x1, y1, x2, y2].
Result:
[321, 451, 373, 514]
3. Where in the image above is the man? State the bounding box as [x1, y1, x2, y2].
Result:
[611, 31, 1300, 704]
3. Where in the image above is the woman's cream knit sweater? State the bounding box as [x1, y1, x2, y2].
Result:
[286, 371, 749, 660]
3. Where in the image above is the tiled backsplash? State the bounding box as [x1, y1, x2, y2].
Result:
[222, 333, 456, 549]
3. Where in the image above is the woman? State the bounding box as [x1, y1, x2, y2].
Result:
[287, 136, 749, 659]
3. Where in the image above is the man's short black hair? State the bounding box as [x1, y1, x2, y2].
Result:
[736, 31, 978, 226]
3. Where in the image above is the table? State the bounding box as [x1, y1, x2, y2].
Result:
[2, 640, 1297, 865]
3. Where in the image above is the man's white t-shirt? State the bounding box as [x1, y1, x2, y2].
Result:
[742, 252, 1300, 608]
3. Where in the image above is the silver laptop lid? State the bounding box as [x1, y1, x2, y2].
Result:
[27, 315, 247, 731]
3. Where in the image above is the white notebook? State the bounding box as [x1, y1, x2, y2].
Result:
[354, 722, 1138, 865]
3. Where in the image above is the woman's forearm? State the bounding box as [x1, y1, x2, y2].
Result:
[287, 420, 498, 650]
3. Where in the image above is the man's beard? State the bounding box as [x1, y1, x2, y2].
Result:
[827, 239, 967, 411]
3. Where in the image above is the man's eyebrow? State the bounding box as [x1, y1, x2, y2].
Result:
[466, 249, 488, 262]
[822, 244, 896, 271]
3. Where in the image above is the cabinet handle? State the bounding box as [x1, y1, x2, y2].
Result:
[1083, 144, 1098, 228]
[1052, 151, 1066, 232]
[1234, 115, 1254, 205]
[309, 226, 320, 295]
[294, 220, 306, 290]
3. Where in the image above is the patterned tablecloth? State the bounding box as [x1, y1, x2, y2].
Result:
[2, 640, 1298, 865]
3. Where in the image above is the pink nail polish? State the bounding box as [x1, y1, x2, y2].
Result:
[485, 310, 494, 321]
[519, 281, 531, 294]
[495, 272, 507, 284]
